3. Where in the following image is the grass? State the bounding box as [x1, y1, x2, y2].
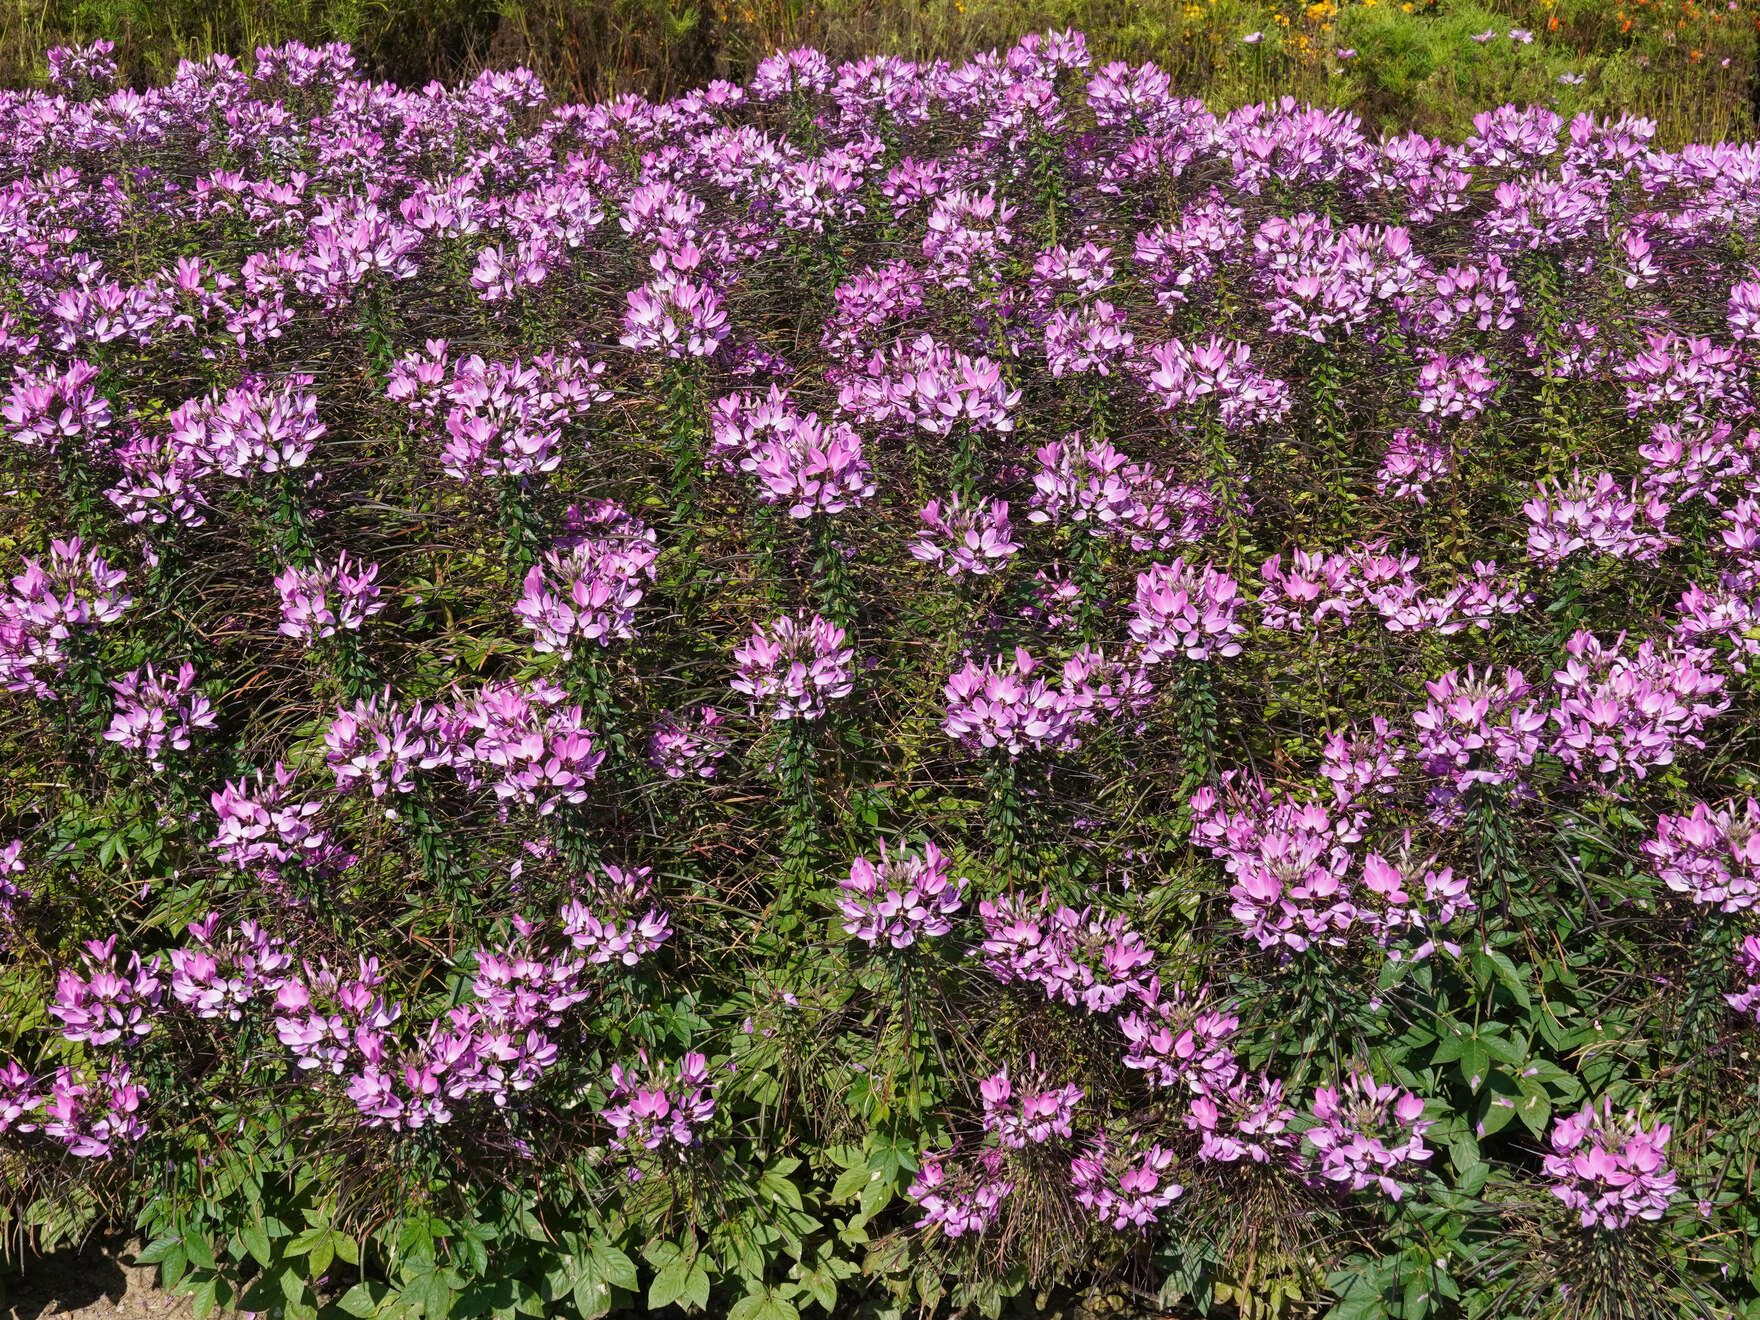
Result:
[0, 0, 1754, 143]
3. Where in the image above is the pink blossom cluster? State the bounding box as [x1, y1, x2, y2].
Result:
[1410, 666, 1548, 816]
[976, 892, 1155, 1013]
[1259, 542, 1526, 636]
[1189, 781, 1365, 951]
[212, 762, 359, 889]
[832, 333, 1020, 438]
[273, 553, 385, 643]
[1128, 558, 1246, 662]
[1070, 1140, 1182, 1230]
[515, 508, 659, 655]
[1, 537, 132, 698]
[103, 662, 216, 770]
[941, 647, 1085, 758]
[1639, 419, 1756, 510]
[1525, 471, 1673, 565]
[1119, 979, 1241, 1094]
[1615, 329, 1750, 425]
[170, 915, 295, 1021]
[1549, 631, 1729, 781]
[559, 864, 674, 967]
[28, 1064, 148, 1158]
[387, 339, 611, 481]
[1136, 335, 1291, 430]
[162, 374, 326, 477]
[908, 1146, 1014, 1238]
[647, 706, 729, 779]
[730, 611, 855, 722]
[1306, 1072, 1433, 1199]
[1319, 719, 1407, 805]
[323, 694, 461, 799]
[838, 840, 965, 948]
[910, 496, 1021, 577]
[50, 937, 165, 1048]
[2, 359, 111, 452]
[978, 1067, 1084, 1147]
[0, 839, 27, 928]
[1726, 936, 1760, 1019]
[743, 412, 875, 518]
[1187, 1074, 1301, 1165]
[455, 679, 605, 814]
[1411, 349, 1498, 422]
[1643, 798, 1760, 912]
[1027, 433, 1218, 551]
[1374, 428, 1453, 504]
[602, 1051, 718, 1170]
[1543, 1100, 1677, 1230]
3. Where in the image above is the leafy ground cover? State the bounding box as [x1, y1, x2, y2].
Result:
[1, 27, 1760, 1320]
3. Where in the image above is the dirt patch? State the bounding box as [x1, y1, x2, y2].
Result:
[3, 1239, 191, 1320]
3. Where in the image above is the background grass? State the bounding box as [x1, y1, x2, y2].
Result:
[0, 0, 1756, 145]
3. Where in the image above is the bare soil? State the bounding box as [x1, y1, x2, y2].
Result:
[3, 1239, 191, 1320]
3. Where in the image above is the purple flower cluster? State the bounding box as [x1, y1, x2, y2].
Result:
[979, 1066, 1083, 1147]
[1026, 433, 1217, 551]
[1119, 979, 1240, 1095]
[730, 611, 855, 722]
[977, 892, 1155, 1013]
[908, 1146, 1014, 1239]
[838, 840, 964, 948]
[602, 1051, 718, 1173]
[387, 340, 611, 481]
[1544, 1100, 1677, 1230]
[647, 706, 728, 779]
[1187, 1074, 1300, 1165]
[1306, 1072, 1432, 1200]
[274, 553, 385, 643]
[1190, 780, 1474, 956]
[1, 538, 132, 698]
[1549, 631, 1729, 781]
[911, 496, 1021, 577]
[515, 504, 658, 655]
[104, 662, 216, 770]
[1726, 935, 1760, 1019]
[1070, 1140, 1182, 1230]
[943, 645, 1152, 758]
[1129, 558, 1245, 661]
[1259, 542, 1527, 636]
[50, 937, 165, 1048]
[1525, 471, 1673, 566]
[1643, 797, 1760, 912]
[0, 839, 27, 929]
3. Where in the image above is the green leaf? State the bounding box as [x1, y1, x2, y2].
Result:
[337, 1281, 394, 1318]
[648, 1245, 710, 1313]
[1479, 1093, 1518, 1137]
[136, 1236, 183, 1266]
[1454, 1161, 1490, 1195]
[1459, 1038, 1490, 1093]
[573, 1276, 612, 1319]
[242, 1223, 273, 1268]
[829, 1165, 871, 1205]
[190, 1278, 219, 1320]
[160, 1244, 188, 1293]
[1514, 1078, 1553, 1137]
[184, 1231, 217, 1272]
[587, 1242, 638, 1292]
[1482, 949, 1532, 1009]
[282, 1268, 313, 1304]
[759, 1167, 804, 1211]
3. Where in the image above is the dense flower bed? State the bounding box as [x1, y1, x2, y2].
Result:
[1, 30, 1758, 1320]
